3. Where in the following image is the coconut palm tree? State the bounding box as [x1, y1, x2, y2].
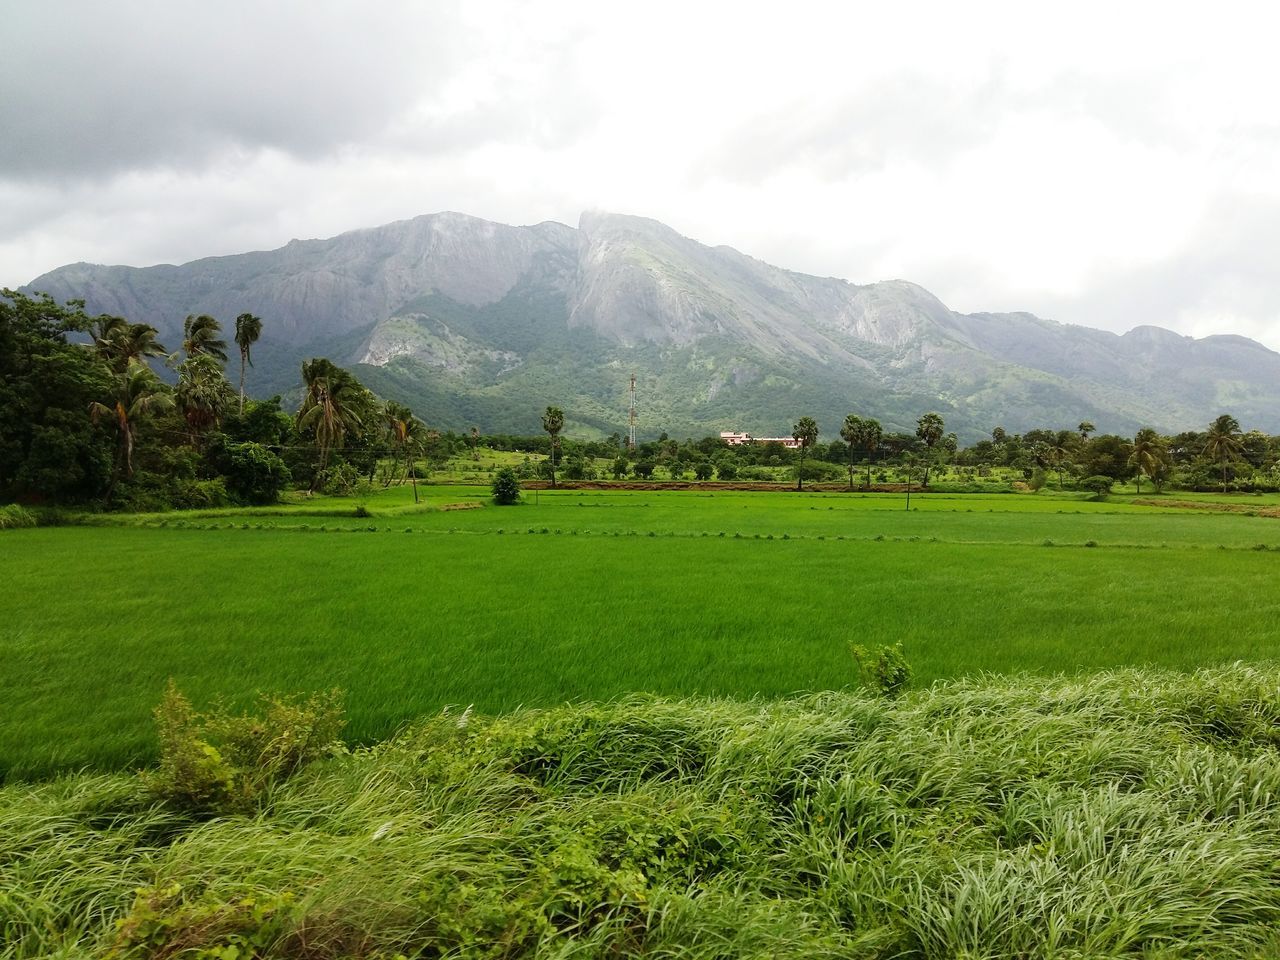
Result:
[91, 318, 167, 372]
[859, 418, 883, 489]
[915, 412, 945, 487]
[1203, 414, 1243, 493]
[181, 314, 228, 363]
[1078, 421, 1096, 443]
[541, 406, 564, 488]
[234, 313, 263, 414]
[792, 416, 818, 491]
[89, 361, 174, 503]
[382, 401, 416, 486]
[176, 353, 231, 447]
[297, 359, 367, 492]
[1127, 427, 1167, 494]
[841, 414, 864, 491]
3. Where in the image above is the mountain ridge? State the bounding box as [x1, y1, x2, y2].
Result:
[22, 210, 1280, 440]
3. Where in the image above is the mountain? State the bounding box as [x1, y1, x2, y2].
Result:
[23, 211, 1280, 440]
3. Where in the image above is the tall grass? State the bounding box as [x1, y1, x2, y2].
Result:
[6, 665, 1280, 957]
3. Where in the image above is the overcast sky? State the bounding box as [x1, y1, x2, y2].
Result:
[5, 2, 1280, 348]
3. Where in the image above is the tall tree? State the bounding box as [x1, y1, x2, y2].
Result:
[859, 418, 883, 489]
[470, 426, 481, 460]
[1, 290, 114, 502]
[297, 359, 368, 493]
[233, 313, 263, 414]
[181, 314, 228, 363]
[1127, 428, 1167, 494]
[176, 354, 231, 448]
[541, 406, 564, 488]
[382, 401, 417, 490]
[1203, 414, 1243, 493]
[840, 414, 864, 491]
[89, 361, 174, 503]
[1078, 421, 1096, 443]
[792, 416, 818, 491]
[92, 317, 167, 372]
[915, 412, 945, 487]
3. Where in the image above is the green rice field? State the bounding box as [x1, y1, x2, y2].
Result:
[4, 486, 1280, 780]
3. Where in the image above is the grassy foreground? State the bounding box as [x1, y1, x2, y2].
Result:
[7, 664, 1280, 958]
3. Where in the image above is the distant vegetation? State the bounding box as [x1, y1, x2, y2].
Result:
[4, 290, 1279, 514]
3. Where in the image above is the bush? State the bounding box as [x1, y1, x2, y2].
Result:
[694, 462, 714, 481]
[632, 461, 655, 480]
[149, 681, 344, 815]
[322, 463, 361, 496]
[716, 461, 739, 481]
[1081, 474, 1114, 498]
[850, 642, 912, 698]
[492, 467, 522, 505]
[0, 504, 37, 529]
[211, 439, 291, 505]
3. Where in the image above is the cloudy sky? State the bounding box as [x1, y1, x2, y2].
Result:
[5, 2, 1280, 347]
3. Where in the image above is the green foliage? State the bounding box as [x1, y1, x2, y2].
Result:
[715, 461, 738, 481]
[632, 461, 655, 479]
[0, 290, 114, 502]
[850, 642, 912, 697]
[1081, 474, 1114, 498]
[0, 503, 37, 529]
[16, 667, 1280, 957]
[492, 467, 522, 505]
[694, 462, 714, 481]
[149, 680, 344, 815]
[208, 437, 291, 505]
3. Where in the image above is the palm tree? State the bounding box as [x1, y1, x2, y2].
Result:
[1128, 427, 1167, 494]
[181, 314, 228, 363]
[840, 414, 864, 491]
[398, 415, 427, 504]
[176, 354, 231, 447]
[792, 416, 818, 491]
[542, 406, 564, 488]
[470, 426, 480, 461]
[297, 359, 367, 493]
[1078, 421, 1095, 443]
[234, 313, 263, 414]
[383, 401, 416, 487]
[89, 361, 174, 503]
[915, 412, 945, 486]
[859, 418, 883, 489]
[91, 318, 167, 371]
[1203, 414, 1243, 493]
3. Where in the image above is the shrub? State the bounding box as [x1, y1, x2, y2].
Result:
[0, 503, 37, 529]
[694, 462, 714, 481]
[213, 440, 291, 505]
[632, 461, 655, 480]
[149, 681, 345, 815]
[322, 463, 361, 496]
[1081, 475, 1114, 498]
[716, 461, 739, 481]
[492, 467, 522, 505]
[850, 642, 912, 698]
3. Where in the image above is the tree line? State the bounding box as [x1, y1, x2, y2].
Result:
[0, 291, 448, 509]
[4, 289, 1277, 507]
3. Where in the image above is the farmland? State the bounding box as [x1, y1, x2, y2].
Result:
[3, 486, 1279, 780]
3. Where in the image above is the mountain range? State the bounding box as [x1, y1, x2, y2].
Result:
[23, 210, 1280, 441]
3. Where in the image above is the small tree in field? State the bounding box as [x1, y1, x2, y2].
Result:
[492, 467, 521, 505]
[792, 416, 818, 490]
[541, 406, 564, 488]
